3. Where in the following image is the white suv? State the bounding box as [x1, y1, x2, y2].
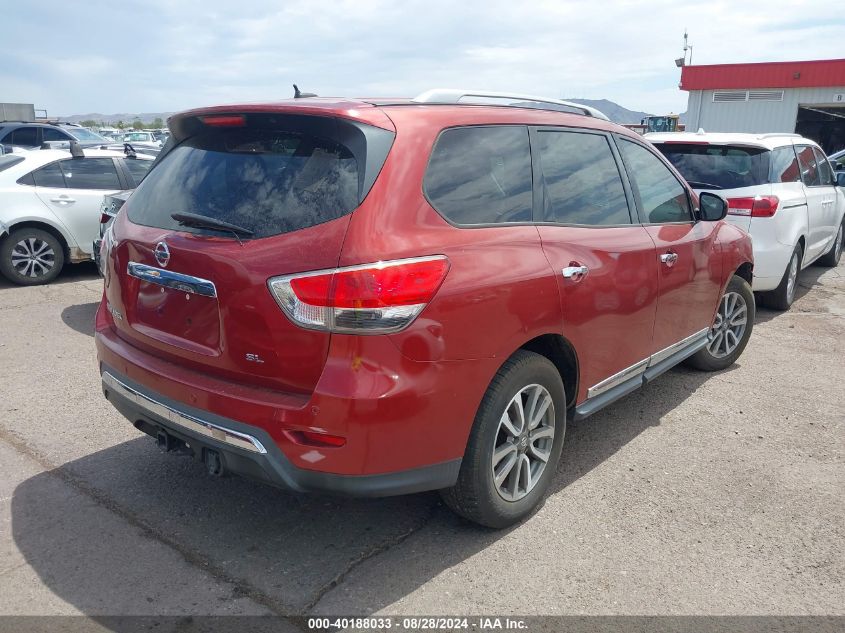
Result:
[0, 147, 153, 285]
[647, 132, 845, 309]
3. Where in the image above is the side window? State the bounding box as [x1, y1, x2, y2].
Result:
[795, 145, 820, 186]
[812, 147, 834, 186]
[424, 126, 532, 225]
[123, 157, 153, 185]
[11, 127, 39, 146]
[536, 130, 631, 225]
[769, 146, 801, 183]
[60, 158, 121, 190]
[32, 162, 66, 188]
[42, 128, 73, 142]
[618, 138, 692, 223]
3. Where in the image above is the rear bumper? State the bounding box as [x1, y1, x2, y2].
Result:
[751, 239, 793, 291]
[102, 367, 461, 497]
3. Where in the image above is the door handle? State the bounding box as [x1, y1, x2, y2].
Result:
[562, 265, 589, 281]
[50, 196, 76, 204]
[660, 252, 678, 267]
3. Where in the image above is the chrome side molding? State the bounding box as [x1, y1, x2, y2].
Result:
[102, 372, 267, 454]
[586, 328, 709, 398]
[127, 262, 217, 298]
[587, 359, 648, 398]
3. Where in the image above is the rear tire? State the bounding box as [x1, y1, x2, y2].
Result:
[440, 350, 566, 529]
[0, 227, 65, 286]
[763, 244, 802, 311]
[686, 274, 754, 372]
[816, 221, 843, 268]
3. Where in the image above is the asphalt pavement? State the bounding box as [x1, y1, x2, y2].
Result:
[0, 260, 842, 623]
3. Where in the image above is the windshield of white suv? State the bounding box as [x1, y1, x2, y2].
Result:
[67, 128, 110, 142]
[654, 143, 769, 189]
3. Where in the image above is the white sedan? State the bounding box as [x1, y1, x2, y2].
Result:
[0, 147, 154, 285]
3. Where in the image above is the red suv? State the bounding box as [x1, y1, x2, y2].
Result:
[95, 90, 754, 527]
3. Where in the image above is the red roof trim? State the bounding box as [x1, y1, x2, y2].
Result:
[680, 59, 845, 91]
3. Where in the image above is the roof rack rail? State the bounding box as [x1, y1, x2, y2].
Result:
[756, 133, 802, 139]
[411, 89, 610, 121]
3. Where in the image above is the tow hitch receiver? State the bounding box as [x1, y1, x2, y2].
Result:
[155, 430, 192, 456]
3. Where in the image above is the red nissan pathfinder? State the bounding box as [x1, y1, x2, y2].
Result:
[96, 89, 754, 527]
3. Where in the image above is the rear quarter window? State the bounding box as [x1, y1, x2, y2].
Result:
[424, 126, 532, 225]
[769, 146, 801, 183]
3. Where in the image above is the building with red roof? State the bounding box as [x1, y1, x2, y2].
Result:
[680, 59, 845, 153]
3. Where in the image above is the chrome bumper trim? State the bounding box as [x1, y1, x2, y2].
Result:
[127, 262, 217, 298]
[102, 372, 267, 454]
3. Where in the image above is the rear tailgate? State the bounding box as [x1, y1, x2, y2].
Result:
[102, 108, 395, 394]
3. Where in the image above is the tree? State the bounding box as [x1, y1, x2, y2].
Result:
[132, 119, 144, 130]
[116, 120, 126, 129]
[80, 119, 97, 128]
[151, 117, 164, 129]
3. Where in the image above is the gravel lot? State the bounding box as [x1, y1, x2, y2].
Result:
[0, 260, 842, 621]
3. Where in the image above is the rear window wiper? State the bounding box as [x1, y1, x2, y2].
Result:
[685, 181, 725, 190]
[170, 212, 254, 238]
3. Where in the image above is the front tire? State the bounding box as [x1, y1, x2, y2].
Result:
[440, 350, 566, 528]
[0, 227, 65, 286]
[686, 274, 755, 372]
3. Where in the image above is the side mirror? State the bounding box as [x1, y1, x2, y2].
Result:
[698, 191, 727, 221]
[836, 172, 845, 187]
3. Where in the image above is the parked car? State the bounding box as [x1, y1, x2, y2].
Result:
[829, 148, 845, 174]
[97, 142, 161, 157]
[0, 122, 111, 149]
[94, 189, 133, 273]
[0, 144, 154, 284]
[119, 131, 162, 147]
[648, 132, 845, 310]
[96, 91, 753, 528]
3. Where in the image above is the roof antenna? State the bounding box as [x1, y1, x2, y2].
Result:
[293, 84, 318, 99]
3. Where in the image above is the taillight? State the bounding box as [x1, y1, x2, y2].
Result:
[268, 256, 450, 334]
[727, 195, 780, 218]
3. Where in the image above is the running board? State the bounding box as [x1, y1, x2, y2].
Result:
[573, 328, 708, 422]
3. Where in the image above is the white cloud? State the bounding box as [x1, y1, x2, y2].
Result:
[3, 0, 843, 116]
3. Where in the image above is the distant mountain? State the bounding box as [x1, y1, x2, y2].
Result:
[565, 98, 688, 125]
[59, 112, 174, 125]
[563, 98, 653, 124]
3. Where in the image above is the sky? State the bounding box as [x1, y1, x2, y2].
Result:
[2, 0, 844, 118]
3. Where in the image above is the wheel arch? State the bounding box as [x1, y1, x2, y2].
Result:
[516, 333, 579, 410]
[3, 219, 72, 259]
[733, 260, 753, 285]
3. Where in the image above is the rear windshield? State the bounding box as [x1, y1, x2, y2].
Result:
[0, 155, 24, 172]
[127, 117, 393, 239]
[654, 143, 770, 189]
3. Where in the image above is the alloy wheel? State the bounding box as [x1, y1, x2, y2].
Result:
[491, 384, 555, 502]
[707, 291, 748, 359]
[10, 237, 56, 279]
